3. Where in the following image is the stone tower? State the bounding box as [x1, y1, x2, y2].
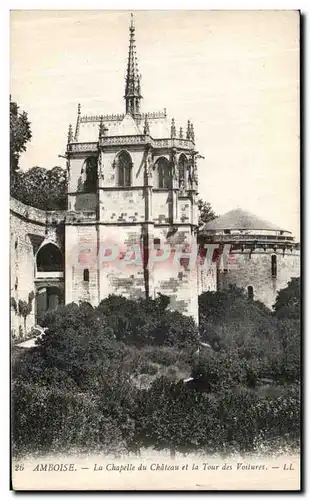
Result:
[65, 15, 200, 321]
[199, 208, 300, 309]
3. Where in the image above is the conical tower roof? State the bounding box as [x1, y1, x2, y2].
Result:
[202, 208, 286, 232]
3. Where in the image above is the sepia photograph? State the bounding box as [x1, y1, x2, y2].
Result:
[10, 9, 301, 491]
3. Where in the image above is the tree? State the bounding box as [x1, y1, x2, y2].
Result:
[17, 291, 35, 333]
[197, 199, 217, 228]
[273, 277, 300, 319]
[97, 294, 198, 348]
[10, 98, 32, 183]
[17, 302, 125, 391]
[12, 166, 67, 210]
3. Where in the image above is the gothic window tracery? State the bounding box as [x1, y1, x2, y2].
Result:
[115, 151, 133, 187]
[81, 156, 98, 193]
[155, 157, 171, 189]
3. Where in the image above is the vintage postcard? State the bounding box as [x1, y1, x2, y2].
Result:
[10, 10, 301, 491]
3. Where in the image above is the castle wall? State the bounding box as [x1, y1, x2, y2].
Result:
[152, 191, 171, 224]
[217, 247, 300, 308]
[100, 188, 146, 223]
[65, 223, 99, 306]
[198, 261, 217, 294]
[151, 226, 198, 322]
[10, 198, 64, 337]
[98, 224, 146, 301]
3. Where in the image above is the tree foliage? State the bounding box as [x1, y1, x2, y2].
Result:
[13, 297, 198, 391]
[96, 294, 198, 348]
[194, 283, 300, 389]
[273, 277, 300, 319]
[12, 166, 67, 210]
[197, 198, 217, 228]
[10, 98, 67, 210]
[12, 377, 300, 455]
[12, 284, 300, 456]
[10, 98, 32, 181]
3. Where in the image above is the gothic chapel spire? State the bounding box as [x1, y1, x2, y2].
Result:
[124, 13, 142, 117]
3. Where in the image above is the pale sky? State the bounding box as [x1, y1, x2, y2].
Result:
[10, 10, 300, 236]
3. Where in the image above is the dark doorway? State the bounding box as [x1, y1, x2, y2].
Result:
[36, 286, 64, 324]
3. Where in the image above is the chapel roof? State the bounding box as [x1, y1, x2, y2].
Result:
[69, 14, 192, 145]
[76, 110, 171, 143]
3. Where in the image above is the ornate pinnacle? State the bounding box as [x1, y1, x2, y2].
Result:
[186, 120, 191, 140]
[190, 123, 195, 142]
[179, 127, 183, 139]
[125, 13, 142, 116]
[99, 116, 104, 139]
[67, 124, 73, 143]
[143, 116, 150, 135]
[171, 118, 176, 138]
[137, 75, 141, 94]
[74, 103, 81, 141]
[99, 116, 108, 139]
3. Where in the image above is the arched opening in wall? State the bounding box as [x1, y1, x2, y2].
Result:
[36, 285, 64, 324]
[115, 150, 132, 187]
[155, 157, 171, 189]
[178, 154, 187, 189]
[83, 268, 90, 282]
[271, 254, 277, 278]
[247, 285, 254, 301]
[36, 243, 64, 272]
[82, 156, 98, 193]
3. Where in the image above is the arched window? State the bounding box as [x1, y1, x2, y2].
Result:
[155, 158, 171, 189]
[36, 243, 63, 272]
[82, 156, 98, 193]
[115, 151, 132, 187]
[178, 154, 187, 188]
[83, 269, 89, 282]
[247, 285, 254, 301]
[271, 254, 277, 278]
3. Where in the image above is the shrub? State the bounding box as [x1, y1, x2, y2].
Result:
[139, 361, 159, 376]
[191, 352, 248, 392]
[14, 303, 126, 391]
[97, 294, 199, 348]
[12, 376, 300, 456]
[136, 346, 187, 367]
[133, 378, 300, 454]
[273, 277, 300, 319]
[12, 285, 301, 456]
[12, 379, 137, 455]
